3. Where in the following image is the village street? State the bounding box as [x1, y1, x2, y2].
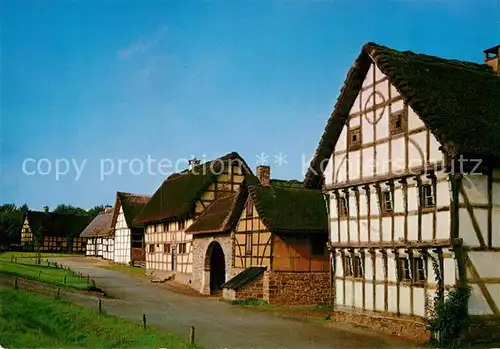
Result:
[53, 257, 417, 349]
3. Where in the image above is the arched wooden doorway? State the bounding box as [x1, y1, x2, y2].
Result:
[205, 241, 226, 295]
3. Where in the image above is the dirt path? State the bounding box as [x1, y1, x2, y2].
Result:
[46, 257, 419, 349]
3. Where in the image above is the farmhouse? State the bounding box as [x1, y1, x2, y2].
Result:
[134, 152, 253, 285]
[20, 206, 90, 253]
[201, 165, 331, 305]
[304, 42, 500, 339]
[185, 184, 249, 295]
[79, 207, 114, 258]
[109, 192, 151, 266]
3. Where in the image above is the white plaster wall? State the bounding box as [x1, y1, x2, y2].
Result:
[114, 206, 131, 264]
[102, 237, 114, 261]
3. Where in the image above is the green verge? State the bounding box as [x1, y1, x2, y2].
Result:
[0, 288, 199, 349]
[0, 253, 91, 290]
[99, 263, 147, 278]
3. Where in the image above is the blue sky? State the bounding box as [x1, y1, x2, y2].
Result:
[1, 0, 499, 210]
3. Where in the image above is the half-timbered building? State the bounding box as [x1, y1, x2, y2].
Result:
[185, 186, 249, 295]
[80, 208, 114, 258]
[305, 42, 500, 339]
[109, 192, 151, 266]
[221, 166, 330, 305]
[134, 152, 253, 285]
[20, 207, 90, 253]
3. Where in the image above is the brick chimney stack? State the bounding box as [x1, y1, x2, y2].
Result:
[256, 165, 271, 186]
[188, 158, 201, 171]
[42, 206, 49, 213]
[484, 44, 500, 73]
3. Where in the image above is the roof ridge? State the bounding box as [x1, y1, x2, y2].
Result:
[365, 42, 494, 73]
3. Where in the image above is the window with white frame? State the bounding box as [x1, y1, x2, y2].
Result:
[414, 257, 426, 283]
[338, 194, 348, 217]
[344, 254, 353, 276]
[382, 190, 393, 213]
[422, 184, 435, 209]
[398, 257, 411, 281]
[354, 255, 364, 278]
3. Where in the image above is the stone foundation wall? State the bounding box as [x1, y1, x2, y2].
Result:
[232, 274, 264, 300]
[191, 235, 234, 294]
[266, 271, 330, 305]
[331, 310, 430, 343]
[465, 317, 500, 343]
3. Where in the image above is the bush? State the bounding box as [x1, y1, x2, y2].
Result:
[428, 285, 471, 346]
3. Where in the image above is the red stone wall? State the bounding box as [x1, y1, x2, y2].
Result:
[266, 271, 330, 305]
[234, 274, 264, 300]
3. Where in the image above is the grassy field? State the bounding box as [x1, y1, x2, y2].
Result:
[0, 287, 199, 349]
[0, 252, 91, 290]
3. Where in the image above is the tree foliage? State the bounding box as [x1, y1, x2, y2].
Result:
[0, 203, 108, 249]
[52, 204, 107, 219]
[0, 203, 28, 248]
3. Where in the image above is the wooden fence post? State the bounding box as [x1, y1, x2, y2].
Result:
[14, 277, 18, 290]
[143, 314, 146, 328]
[87, 275, 90, 284]
[64, 275, 67, 285]
[190, 326, 195, 344]
[56, 288, 60, 300]
[98, 298, 102, 313]
[38, 271, 41, 279]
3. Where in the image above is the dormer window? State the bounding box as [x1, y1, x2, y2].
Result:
[422, 184, 435, 209]
[390, 110, 407, 135]
[347, 126, 362, 150]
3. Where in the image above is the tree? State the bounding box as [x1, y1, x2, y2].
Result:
[52, 204, 87, 215]
[0, 203, 28, 249]
[87, 205, 108, 219]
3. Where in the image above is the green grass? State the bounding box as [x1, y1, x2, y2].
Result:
[0, 288, 199, 349]
[0, 252, 77, 260]
[99, 263, 147, 278]
[0, 252, 92, 291]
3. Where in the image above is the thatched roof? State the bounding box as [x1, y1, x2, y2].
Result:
[134, 152, 254, 224]
[80, 209, 114, 238]
[305, 42, 500, 188]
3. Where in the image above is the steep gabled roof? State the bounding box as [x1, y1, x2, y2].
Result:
[24, 211, 92, 238]
[80, 209, 114, 238]
[110, 192, 151, 229]
[248, 181, 327, 233]
[134, 152, 254, 224]
[185, 188, 248, 235]
[304, 42, 500, 188]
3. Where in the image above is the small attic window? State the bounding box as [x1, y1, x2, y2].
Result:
[347, 126, 362, 150]
[390, 110, 407, 135]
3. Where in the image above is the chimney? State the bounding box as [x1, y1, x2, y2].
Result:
[484, 44, 500, 73]
[104, 205, 113, 214]
[256, 165, 271, 186]
[42, 206, 49, 213]
[188, 158, 200, 171]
